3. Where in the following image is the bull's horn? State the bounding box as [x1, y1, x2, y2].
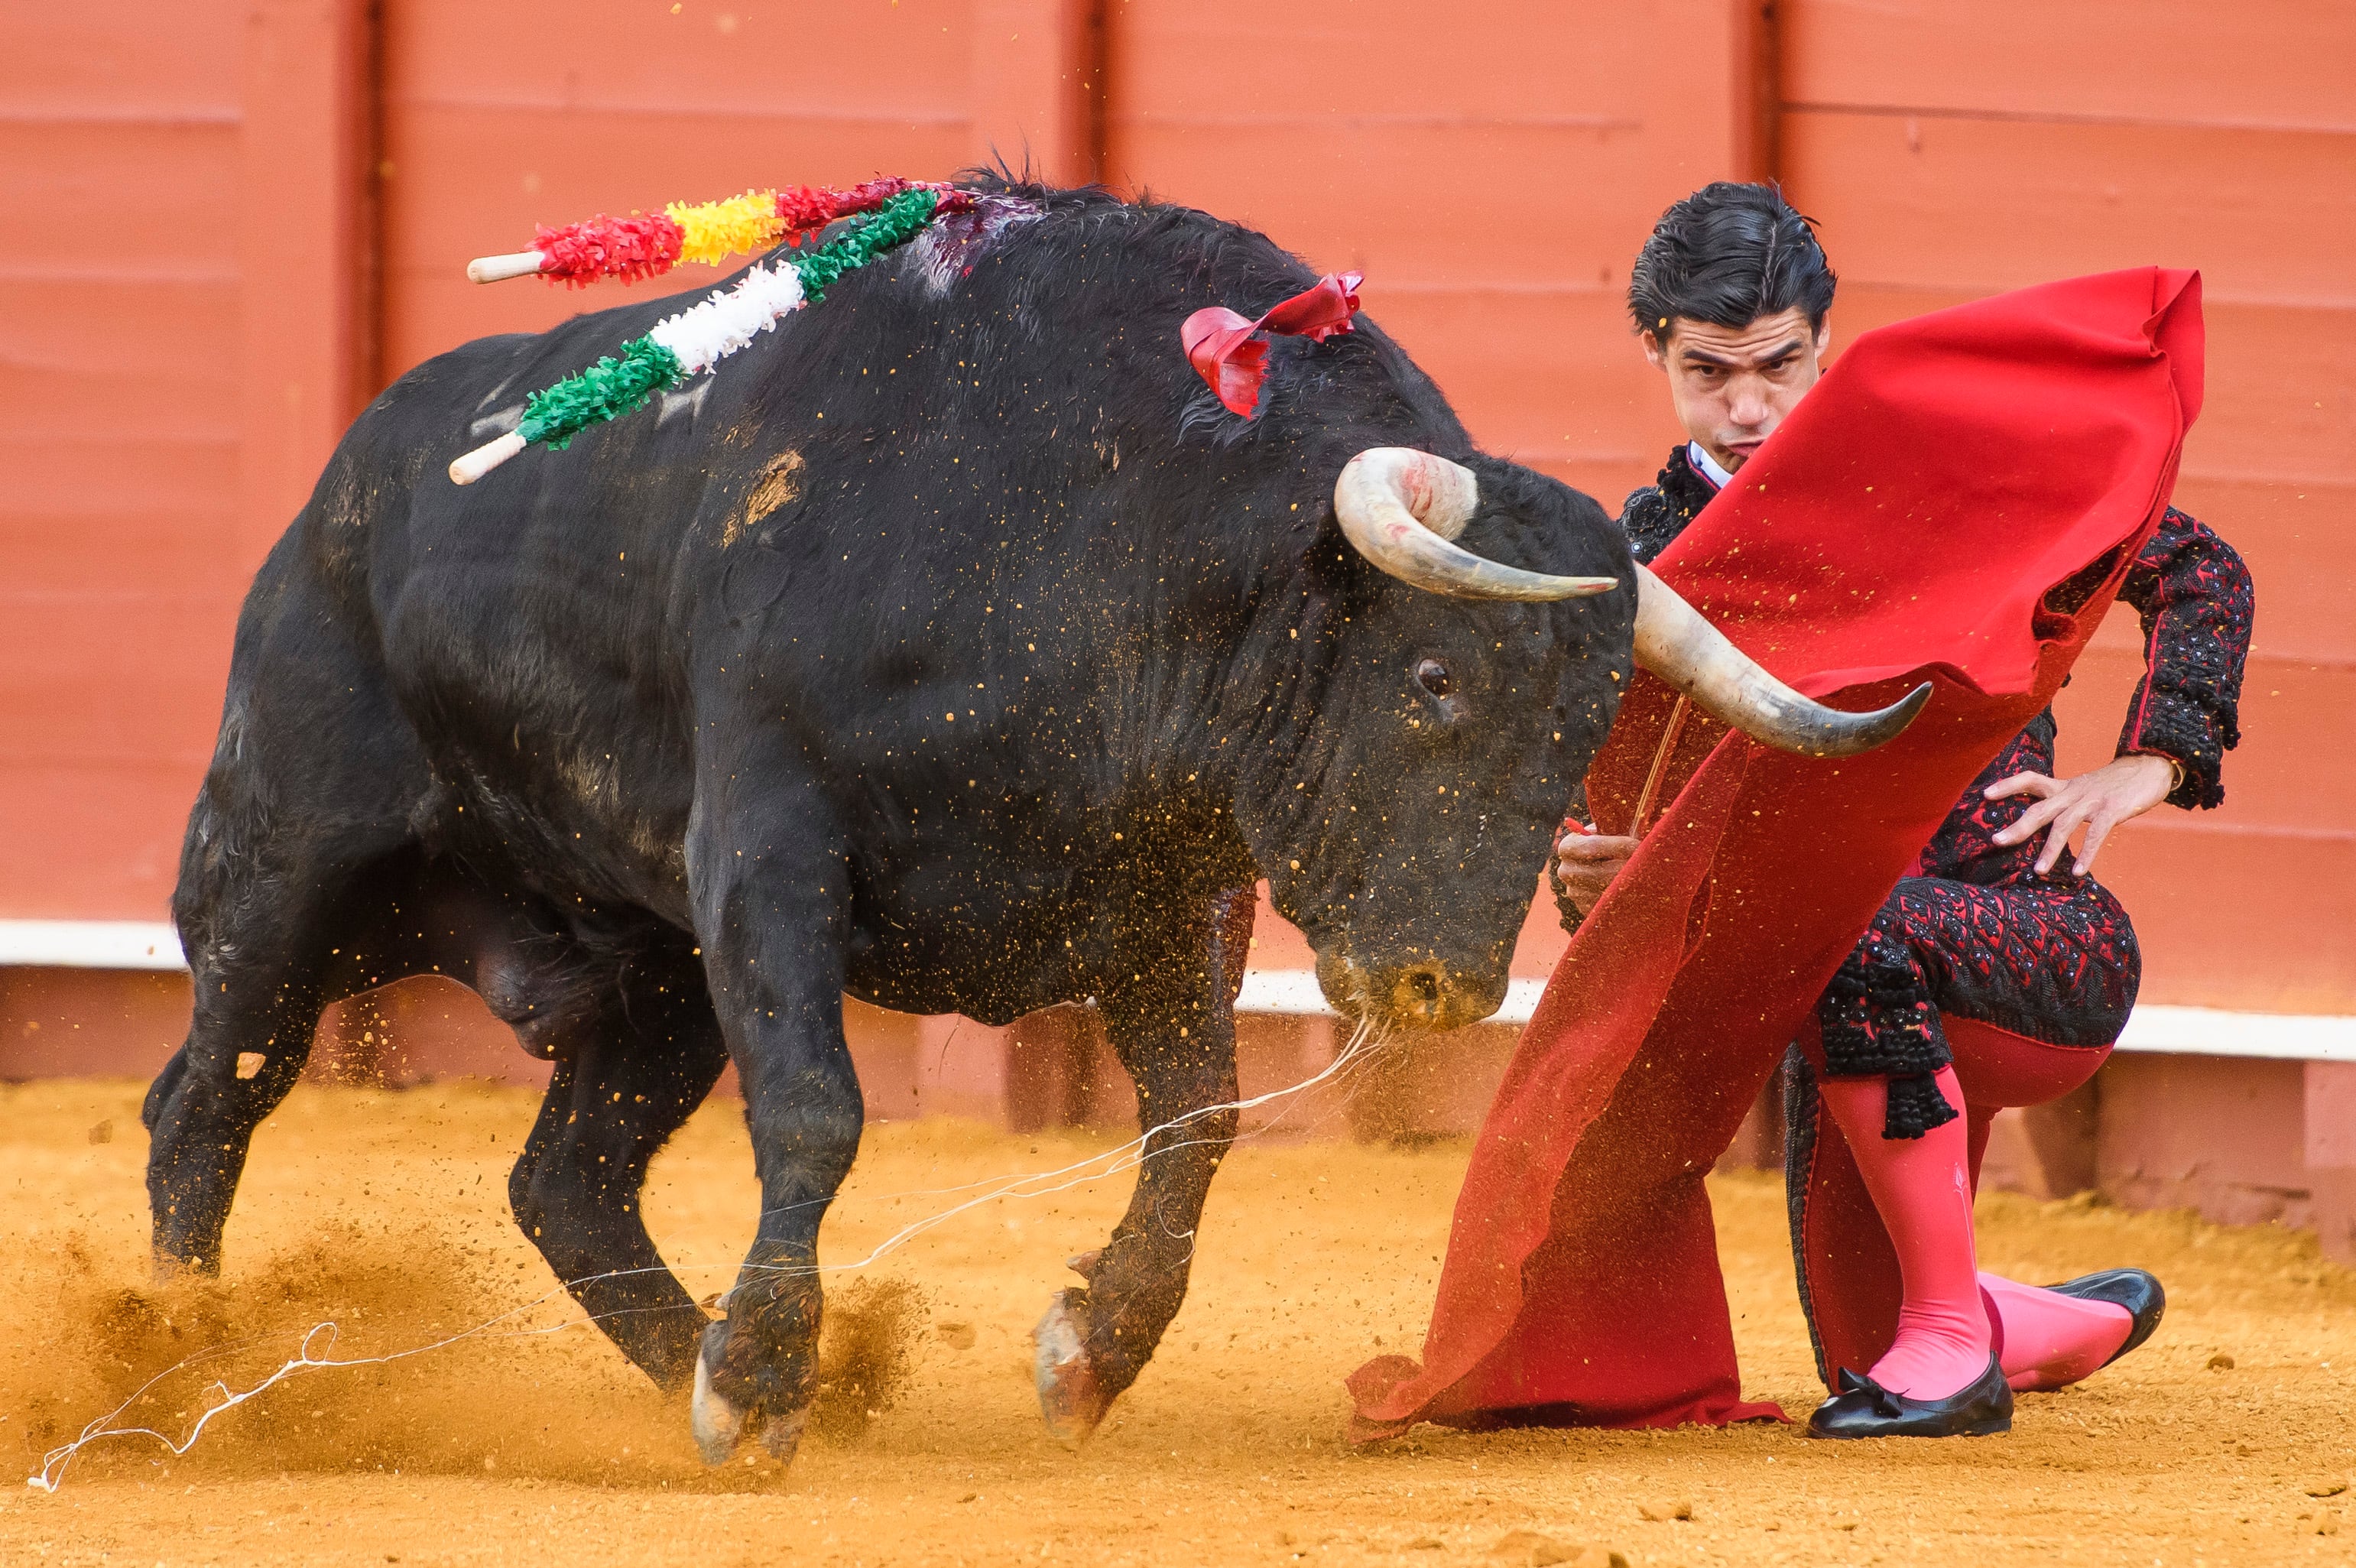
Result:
[1633, 563, 1931, 758]
[1333, 449, 1618, 602]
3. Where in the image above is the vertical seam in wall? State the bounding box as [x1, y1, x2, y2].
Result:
[1750, 0, 1784, 185]
[1082, 0, 1109, 187]
[354, 0, 387, 411]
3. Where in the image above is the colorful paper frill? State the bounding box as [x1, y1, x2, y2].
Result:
[517, 177, 951, 288]
[480, 187, 943, 466]
[1181, 271, 1364, 417]
[532, 213, 682, 287]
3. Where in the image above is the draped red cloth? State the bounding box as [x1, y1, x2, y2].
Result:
[1347, 268, 2204, 1435]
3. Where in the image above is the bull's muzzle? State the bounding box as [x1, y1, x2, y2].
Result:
[1315, 946, 1508, 1034]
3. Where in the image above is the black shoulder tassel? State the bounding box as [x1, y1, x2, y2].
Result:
[1881, 1070, 1961, 1140]
[1816, 926, 1956, 1141]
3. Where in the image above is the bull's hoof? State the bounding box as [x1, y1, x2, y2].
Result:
[690, 1353, 749, 1466]
[1031, 1289, 1111, 1449]
[691, 1355, 808, 1469]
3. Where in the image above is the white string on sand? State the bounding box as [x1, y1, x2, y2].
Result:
[28, 1295, 605, 1492]
[28, 1018, 1386, 1491]
[750, 1018, 1384, 1271]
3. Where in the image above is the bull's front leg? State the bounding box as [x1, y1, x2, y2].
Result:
[683, 790, 862, 1469]
[1034, 887, 1250, 1446]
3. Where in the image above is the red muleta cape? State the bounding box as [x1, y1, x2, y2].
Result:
[1348, 268, 2203, 1434]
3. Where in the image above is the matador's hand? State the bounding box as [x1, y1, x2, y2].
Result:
[1984, 753, 2177, 878]
[1553, 829, 1640, 917]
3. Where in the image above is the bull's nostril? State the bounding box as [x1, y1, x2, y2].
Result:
[1409, 970, 1442, 1004]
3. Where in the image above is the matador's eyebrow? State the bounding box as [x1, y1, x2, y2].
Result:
[1679, 334, 1809, 370]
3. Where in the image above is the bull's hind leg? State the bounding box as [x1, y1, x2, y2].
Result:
[507, 949, 730, 1390]
[144, 579, 439, 1275]
[1034, 892, 1248, 1446]
[145, 868, 385, 1274]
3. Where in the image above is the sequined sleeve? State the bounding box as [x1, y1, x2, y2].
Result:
[2114, 506, 2254, 810]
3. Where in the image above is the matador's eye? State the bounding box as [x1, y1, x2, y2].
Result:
[1416, 659, 1453, 699]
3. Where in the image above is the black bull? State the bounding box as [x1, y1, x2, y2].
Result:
[141, 180, 1904, 1462]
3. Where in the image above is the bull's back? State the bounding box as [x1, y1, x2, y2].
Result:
[244, 193, 1381, 939]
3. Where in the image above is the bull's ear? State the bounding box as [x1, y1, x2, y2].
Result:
[1295, 498, 1375, 595]
[1276, 482, 1334, 544]
[1271, 501, 1371, 641]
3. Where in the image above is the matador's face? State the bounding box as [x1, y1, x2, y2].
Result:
[1642, 305, 1830, 476]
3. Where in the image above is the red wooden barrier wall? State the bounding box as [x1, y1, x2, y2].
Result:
[2, 2, 2347, 1070]
[1777, 0, 2356, 1013]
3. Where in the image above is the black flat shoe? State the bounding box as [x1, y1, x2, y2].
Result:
[1806, 1355, 2013, 1439]
[2046, 1267, 2166, 1368]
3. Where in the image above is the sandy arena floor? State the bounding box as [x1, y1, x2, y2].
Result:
[0, 1077, 2350, 1567]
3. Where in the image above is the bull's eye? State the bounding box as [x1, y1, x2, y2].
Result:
[1415, 658, 1453, 699]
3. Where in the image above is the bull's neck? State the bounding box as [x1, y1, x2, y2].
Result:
[1070, 490, 1338, 864]
[1137, 521, 1354, 930]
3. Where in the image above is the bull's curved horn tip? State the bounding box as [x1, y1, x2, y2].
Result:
[450, 430, 527, 485]
[1814, 680, 1934, 757]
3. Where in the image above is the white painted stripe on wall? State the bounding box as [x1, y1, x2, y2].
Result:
[2111, 1004, 2356, 1063]
[1231, 969, 2356, 1064]
[6, 921, 2351, 1063]
[0, 920, 185, 971]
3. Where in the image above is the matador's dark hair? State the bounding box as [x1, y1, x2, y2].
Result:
[1627, 182, 1836, 341]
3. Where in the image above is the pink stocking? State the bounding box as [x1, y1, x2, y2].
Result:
[1816, 1067, 1991, 1399]
[1978, 1273, 2132, 1391]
